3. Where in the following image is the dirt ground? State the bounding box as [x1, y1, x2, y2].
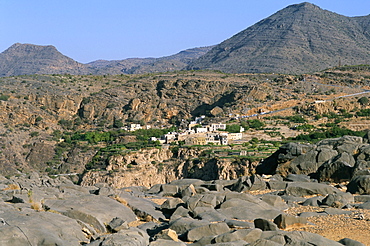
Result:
[286, 205, 370, 245]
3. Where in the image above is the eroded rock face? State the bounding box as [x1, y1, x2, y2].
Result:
[81, 147, 258, 188]
[256, 135, 367, 183]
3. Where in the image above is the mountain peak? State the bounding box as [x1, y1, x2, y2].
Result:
[0, 43, 91, 77]
[188, 2, 370, 74]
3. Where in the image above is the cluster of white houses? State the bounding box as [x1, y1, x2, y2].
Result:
[151, 119, 245, 146]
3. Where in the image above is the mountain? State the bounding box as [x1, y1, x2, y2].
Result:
[188, 2, 370, 74]
[0, 43, 93, 76]
[87, 46, 214, 74]
[0, 43, 213, 77]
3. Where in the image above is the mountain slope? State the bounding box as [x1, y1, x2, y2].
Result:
[188, 2, 370, 74]
[0, 43, 93, 76]
[87, 46, 214, 74]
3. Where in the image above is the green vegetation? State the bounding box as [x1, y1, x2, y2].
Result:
[358, 96, 369, 106]
[0, 94, 9, 101]
[287, 115, 306, 123]
[225, 124, 241, 133]
[295, 126, 365, 142]
[241, 119, 265, 130]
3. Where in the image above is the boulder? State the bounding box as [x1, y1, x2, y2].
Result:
[195, 208, 228, 222]
[159, 184, 179, 197]
[354, 201, 370, 209]
[323, 208, 352, 215]
[285, 182, 338, 197]
[254, 218, 279, 231]
[213, 228, 262, 244]
[170, 206, 191, 222]
[273, 214, 307, 229]
[284, 174, 311, 182]
[261, 194, 288, 211]
[0, 209, 87, 245]
[107, 217, 129, 232]
[354, 195, 370, 203]
[347, 175, 370, 194]
[224, 219, 253, 229]
[161, 198, 184, 212]
[316, 153, 354, 183]
[256, 142, 314, 175]
[229, 175, 266, 192]
[169, 217, 210, 236]
[88, 227, 149, 246]
[43, 194, 137, 233]
[186, 222, 230, 242]
[338, 238, 366, 246]
[217, 198, 281, 221]
[321, 192, 354, 208]
[116, 191, 166, 221]
[302, 196, 324, 207]
[155, 228, 180, 241]
[283, 231, 343, 245]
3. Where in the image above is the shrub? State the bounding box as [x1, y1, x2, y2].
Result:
[288, 115, 306, 123]
[30, 131, 39, 137]
[358, 96, 369, 106]
[0, 94, 9, 101]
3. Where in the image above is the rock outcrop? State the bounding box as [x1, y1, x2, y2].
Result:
[0, 171, 366, 245]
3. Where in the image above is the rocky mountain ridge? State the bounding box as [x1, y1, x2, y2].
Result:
[188, 2, 370, 74]
[2, 3, 370, 76]
[0, 43, 213, 77]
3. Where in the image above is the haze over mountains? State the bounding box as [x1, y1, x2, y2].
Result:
[1, 2, 370, 76]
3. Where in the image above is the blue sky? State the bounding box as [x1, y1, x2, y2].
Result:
[1, 1, 369, 63]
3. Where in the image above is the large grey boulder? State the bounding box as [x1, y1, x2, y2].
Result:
[212, 228, 262, 244]
[261, 194, 288, 211]
[283, 231, 343, 245]
[186, 222, 230, 242]
[116, 190, 166, 221]
[87, 227, 149, 246]
[43, 194, 137, 233]
[339, 238, 366, 246]
[321, 192, 354, 208]
[273, 214, 307, 229]
[0, 209, 87, 245]
[347, 175, 370, 194]
[169, 217, 210, 236]
[316, 152, 355, 182]
[217, 198, 281, 221]
[254, 218, 279, 231]
[229, 175, 267, 192]
[256, 142, 314, 175]
[285, 182, 338, 197]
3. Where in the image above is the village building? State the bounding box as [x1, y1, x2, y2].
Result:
[209, 123, 226, 132]
[129, 124, 142, 131]
[206, 132, 228, 145]
[185, 136, 206, 146]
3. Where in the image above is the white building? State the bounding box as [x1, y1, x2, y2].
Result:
[129, 124, 142, 131]
[209, 123, 226, 132]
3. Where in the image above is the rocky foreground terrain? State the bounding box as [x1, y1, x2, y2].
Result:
[2, 135, 370, 245]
